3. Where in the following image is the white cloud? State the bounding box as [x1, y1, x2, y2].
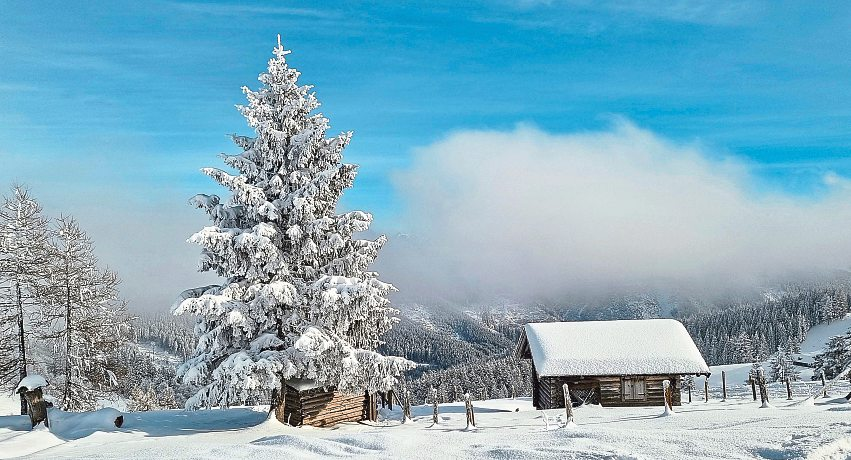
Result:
[386, 122, 851, 301]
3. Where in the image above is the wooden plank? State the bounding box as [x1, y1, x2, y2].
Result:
[303, 406, 365, 421]
[300, 397, 365, 413]
[304, 412, 363, 427]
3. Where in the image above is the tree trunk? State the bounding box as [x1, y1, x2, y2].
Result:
[15, 281, 27, 416]
[62, 257, 72, 408]
[721, 371, 727, 401]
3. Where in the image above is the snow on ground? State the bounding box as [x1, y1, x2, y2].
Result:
[797, 314, 851, 373]
[3, 391, 851, 459]
[2, 318, 850, 459]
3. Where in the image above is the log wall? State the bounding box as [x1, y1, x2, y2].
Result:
[280, 384, 376, 427]
[533, 375, 684, 409]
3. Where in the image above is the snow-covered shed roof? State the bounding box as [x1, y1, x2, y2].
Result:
[516, 319, 710, 377]
[15, 374, 48, 394]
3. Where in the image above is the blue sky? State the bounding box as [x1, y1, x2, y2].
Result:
[2, 1, 851, 308]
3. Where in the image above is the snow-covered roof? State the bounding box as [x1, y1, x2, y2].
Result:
[286, 378, 324, 392]
[519, 319, 710, 377]
[15, 374, 48, 394]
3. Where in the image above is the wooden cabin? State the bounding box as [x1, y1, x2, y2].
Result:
[515, 319, 710, 409]
[275, 379, 379, 427]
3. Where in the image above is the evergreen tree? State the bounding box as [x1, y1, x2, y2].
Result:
[769, 345, 799, 382]
[39, 216, 132, 411]
[0, 186, 51, 414]
[734, 333, 755, 363]
[129, 382, 160, 412]
[681, 375, 695, 401]
[158, 384, 178, 409]
[174, 37, 412, 409]
[812, 333, 851, 380]
[748, 362, 764, 383]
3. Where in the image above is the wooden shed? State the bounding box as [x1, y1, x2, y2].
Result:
[273, 379, 379, 427]
[515, 319, 710, 409]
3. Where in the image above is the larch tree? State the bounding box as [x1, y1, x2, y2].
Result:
[39, 216, 132, 411]
[173, 37, 412, 411]
[0, 186, 51, 415]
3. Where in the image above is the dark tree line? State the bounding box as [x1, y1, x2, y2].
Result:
[131, 313, 196, 359]
[404, 357, 532, 405]
[681, 283, 849, 365]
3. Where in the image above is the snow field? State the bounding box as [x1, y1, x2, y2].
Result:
[2, 315, 849, 458]
[2, 395, 851, 459]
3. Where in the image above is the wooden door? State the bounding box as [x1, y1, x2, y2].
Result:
[622, 377, 646, 401]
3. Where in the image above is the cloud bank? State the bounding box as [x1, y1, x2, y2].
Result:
[384, 122, 851, 302]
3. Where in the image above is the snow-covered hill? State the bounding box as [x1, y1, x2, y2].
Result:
[705, 314, 851, 392]
[3, 393, 851, 459]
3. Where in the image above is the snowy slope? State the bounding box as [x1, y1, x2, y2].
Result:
[3, 393, 851, 458]
[797, 314, 851, 369]
[705, 314, 851, 392]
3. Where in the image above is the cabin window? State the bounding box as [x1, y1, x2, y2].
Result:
[622, 377, 646, 401]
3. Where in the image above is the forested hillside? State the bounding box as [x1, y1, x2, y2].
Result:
[681, 282, 850, 365]
[121, 277, 851, 407]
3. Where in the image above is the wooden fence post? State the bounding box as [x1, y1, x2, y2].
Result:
[757, 369, 769, 406]
[688, 385, 692, 403]
[704, 378, 709, 402]
[786, 378, 793, 400]
[750, 378, 757, 401]
[662, 379, 673, 414]
[402, 389, 412, 422]
[562, 383, 574, 426]
[431, 387, 439, 425]
[464, 393, 476, 428]
[721, 371, 727, 401]
[18, 388, 48, 428]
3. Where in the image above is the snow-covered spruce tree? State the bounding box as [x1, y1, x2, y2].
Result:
[173, 38, 413, 410]
[0, 186, 51, 415]
[812, 332, 851, 380]
[769, 345, 799, 382]
[39, 216, 132, 411]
